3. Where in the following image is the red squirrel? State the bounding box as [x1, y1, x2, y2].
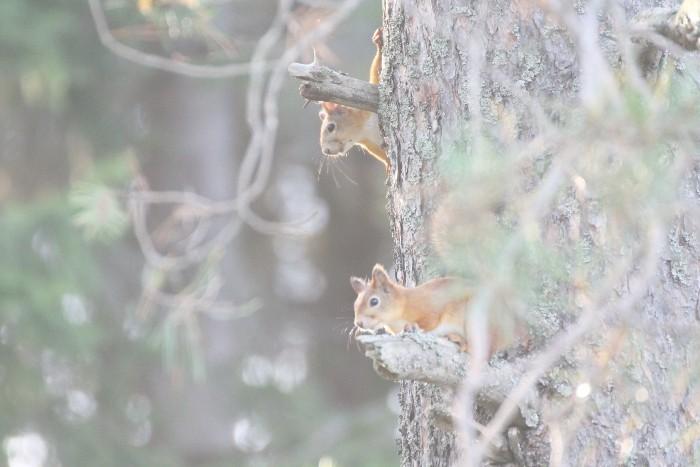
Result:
[351, 264, 520, 354]
[318, 28, 389, 170]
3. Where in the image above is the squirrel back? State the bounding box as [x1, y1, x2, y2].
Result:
[350, 264, 524, 354]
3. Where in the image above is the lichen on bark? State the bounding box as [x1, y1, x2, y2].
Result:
[378, 0, 700, 466]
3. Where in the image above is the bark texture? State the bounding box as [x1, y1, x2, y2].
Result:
[381, 1, 469, 463]
[378, 0, 698, 465]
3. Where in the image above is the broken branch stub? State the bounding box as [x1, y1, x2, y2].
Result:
[356, 332, 539, 411]
[288, 61, 379, 112]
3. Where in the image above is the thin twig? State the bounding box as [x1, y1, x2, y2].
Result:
[88, 0, 271, 78]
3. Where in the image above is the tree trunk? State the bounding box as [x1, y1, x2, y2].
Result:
[380, 0, 698, 465]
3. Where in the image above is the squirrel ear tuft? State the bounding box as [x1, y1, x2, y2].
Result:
[371, 264, 392, 291]
[350, 277, 366, 294]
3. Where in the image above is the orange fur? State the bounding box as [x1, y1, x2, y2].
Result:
[318, 28, 388, 170]
[357, 136, 387, 167]
[386, 277, 469, 332]
[369, 27, 382, 85]
[351, 265, 521, 354]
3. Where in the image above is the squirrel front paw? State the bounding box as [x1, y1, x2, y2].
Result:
[372, 27, 383, 49]
[445, 333, 469, 352]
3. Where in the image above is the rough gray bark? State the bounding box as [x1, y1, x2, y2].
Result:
[381, 1, 476, 464]
[377, 0, 700, 466]
[357, 333, 539, 413]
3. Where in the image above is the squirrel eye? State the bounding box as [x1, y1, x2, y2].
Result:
[369, 296, 380, 307]
[326, 122, 336, 133]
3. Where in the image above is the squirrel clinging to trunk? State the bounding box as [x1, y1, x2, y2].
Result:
[318, 28, 389, 170]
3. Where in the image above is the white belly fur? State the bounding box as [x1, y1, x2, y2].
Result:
[428, 321, 462, 336]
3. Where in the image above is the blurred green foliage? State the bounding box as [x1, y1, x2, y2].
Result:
[69, 154, 132, 242]
[0, 0, 104, 109]
[0, 0, 396, 466]
[433, 59, 700, 346]
[0, 197, 186, 466]
[0, 1, 182, 465]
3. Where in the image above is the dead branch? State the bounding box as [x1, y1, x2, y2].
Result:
[356, 332, 538, 412]
[288, 61, 379, 112]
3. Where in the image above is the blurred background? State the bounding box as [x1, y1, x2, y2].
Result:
[0, 0, 399, 465]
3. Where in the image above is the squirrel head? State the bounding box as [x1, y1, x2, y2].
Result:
[350, 264, 403, 332]
[319, 102, 370, 157]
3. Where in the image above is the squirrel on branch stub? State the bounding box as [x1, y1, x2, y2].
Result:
[350, 264, 527, 356]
